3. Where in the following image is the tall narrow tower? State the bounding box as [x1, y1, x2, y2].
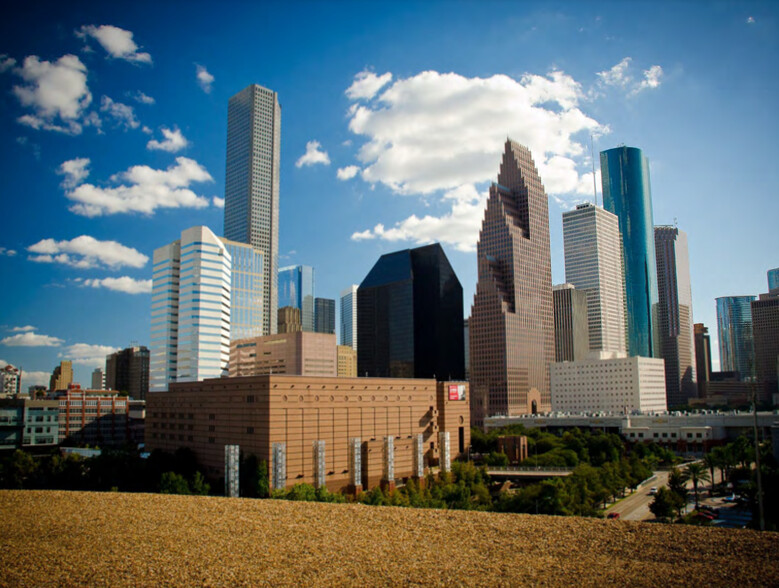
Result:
[469, 140, 554, 427]
[224, 84, 280, 335]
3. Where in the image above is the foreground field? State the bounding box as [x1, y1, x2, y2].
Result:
[1, 490, 777, 586]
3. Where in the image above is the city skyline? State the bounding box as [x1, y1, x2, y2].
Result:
[0, 2, 777, 388]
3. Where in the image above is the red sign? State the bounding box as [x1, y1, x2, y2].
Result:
[449, 384, 465, 401]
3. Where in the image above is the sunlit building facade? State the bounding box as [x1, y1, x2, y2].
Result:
[340, 285, 358, 351]
[279, 265, 315, 332]
[219, 237, 264, 340]
[716, 295, 756, 381]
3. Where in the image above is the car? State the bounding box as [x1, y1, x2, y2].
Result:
[649, 487, 658, 495]
[607, 512, 620, 519]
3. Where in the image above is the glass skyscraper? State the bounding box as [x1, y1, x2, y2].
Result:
[340, 285, 358, 350]
[716, 295, 756, 381]
[219, 238, 264, 341]
[278, 265, 315, 332]
[314, 297, 335, 334]
[768, 268, 779, 293]
[600, 145, 659, 358]
[224, 84, 280, 335]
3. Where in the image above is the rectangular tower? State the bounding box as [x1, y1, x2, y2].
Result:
[752, 292, 779, 402]
[716, 296, 756, 381]
[219, 237, 264, 341]
[224, 84, 280, 335]
[469, 140, 554, 427]
[552, 284, 590, 362]
[278, 265, 315, 332]
[694, 323, 712, 398]
[314, 297, 335, 334]
[339, 285, 358, 351]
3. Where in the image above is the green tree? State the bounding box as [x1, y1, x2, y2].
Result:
[667, 467, 688, 516]
[241, 455, 270, 498]
[650, 487, 683, 521]
[159, 471, 191, 495]
[702, 452, 719, 496]
[685, 462, 710, 510]
[484, 451, 509, 467]
[190, 471, 210, 495]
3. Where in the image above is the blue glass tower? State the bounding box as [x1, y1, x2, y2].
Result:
[768, 268, 779, 292]
[716, 296, 756, 380]
[600, 146, 659, 358]
[278, 265, 315, 332]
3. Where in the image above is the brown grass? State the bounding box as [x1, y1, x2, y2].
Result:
[0, 490, 777, 587]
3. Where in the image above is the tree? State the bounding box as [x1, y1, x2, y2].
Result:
[667, 467, 688, 516]
[241, 455, 270, 498]
[702, 453, 718, 496]
[650, 487, 683, 521]
[685, 462, 711, 510]
[190, 471, 210, 495]
[159, 471, 191, 495]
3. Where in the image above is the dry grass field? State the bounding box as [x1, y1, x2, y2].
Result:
[1, 490, 777, 587]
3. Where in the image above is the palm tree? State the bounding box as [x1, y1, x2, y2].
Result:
[703, 453, 718, 496]
[685, 462, 711, 510]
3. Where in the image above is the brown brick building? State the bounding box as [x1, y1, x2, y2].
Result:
[230, 332, 337, 377]
[146, 375, 470, 493]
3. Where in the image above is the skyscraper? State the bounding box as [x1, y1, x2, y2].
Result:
[655, 226, 697, 407]
[768, 268, 779, 293]
[751, 291, 779, 401]
[340, 285, 358, 351]
[600, 146, 659, 358]
[150, 226, 231, 392]
[91, 368, 105, 390]
[278, 265, 314, 332]
[106, 346, 150, 400]
[314, 297, 335, 334]
[562, 202, 626, 354]
[716, 295, 756, 381]
[694, 323, 712, 398]
[358, 243, 464, 380]
[219, 238, 264, 341]
[224, 84, 280, 335]
[552, 284, 590, 362]
[49, 361, 73, 391]
[470, 140, 554, 427]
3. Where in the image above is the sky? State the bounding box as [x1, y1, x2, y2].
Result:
[0, 1, 777, 389]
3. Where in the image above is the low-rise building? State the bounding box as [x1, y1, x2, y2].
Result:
[337, 345, 357, 377]
[53, 386, 133, 447]
[230, 332, 337, 377]
[0, 398, 59, 449]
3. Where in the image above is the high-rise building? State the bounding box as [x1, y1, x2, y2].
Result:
[278, 265, 314, 332]
[224, 84, 280, 335]
[716, 295, 756, 381]
[562, 202, 626, 354]
[106, 346, 150, 400]
[219, 238, 264, 341]
[751, 291, 779, 401]
[0, 364, 20, 397]
[150, 226, 231, 392]
[694, 323, 712, 399]
[339, 285, 358, 351]
[655, 226, 697, 407]
[314, 297, 335, 334]
[49, 361, 73, 391]
[470, 140, 554, 427]
[768, 268, 779, 293]
[358, 243, 464, 380]
[278, 306, 302, 333]
[91, 368, 105, 391]
[463, 318, 470, 381]
[337, 344, 357, 377]
[552, 284, 590, 362]
[600, 146, 659, 358]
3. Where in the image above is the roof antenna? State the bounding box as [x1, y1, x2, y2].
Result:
[591, 134, 598, 207]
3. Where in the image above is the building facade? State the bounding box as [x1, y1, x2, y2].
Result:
[339, 285, 358, 351]
[768, 268, 779, 293]
[49, 361, 73, 392]
[91, 368, 105, 391]
[278, 265, 315, 332]
[552, 284, 590, 362]
[337, 345, 357, 377]
[0, 364, 20, 397]
[716, 295, 756, 381]
[219, 237, 264, 340]
[694, 323, 712, 399]
[358, 243, 464, 381]
[654, 226, 697, 407]
[277, 306, 302, 333]
[53, 387, 132, 446]
[150, 226, 231, 392]
[224, 84, 280, 336]
[600, 146, 659, 358]
[314, 297, 335, 334]
[230, 332, 337, 377]
[470, 140, 554, 427]
[562, 202, 626, 354]
[0, 398, 59, 449]
[106, 346, 150, 400]
[752, 292, 779, 402]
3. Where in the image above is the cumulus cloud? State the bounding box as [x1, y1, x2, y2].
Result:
[212, 196, 225, 208]
[597, 57, 663, 96]
[76, 25, 152, 64]
[597, 57, 632, 88]
[100, 95, 140, 129]
[337, 165, 360, 180]
[0, 54, 16, 72]
[82, 276, 152, 294]
[1, 331, 63, 347]
[10, 326, 36, 332]
[57, 157, 91, 189]
[27, 235, 148, 269]
[12, 54, 92, 135]
[133, 91, 155, 104]
[295, 140, 331, 167]
[147, 127, 188, 152]
[632, 65, 663, 94]
[346, 70, 393, 100]
[196, 64, 214, 93]
[64, 156, 212, 217]
[0, 247, 17, 257]
[60, 343, 119, 366]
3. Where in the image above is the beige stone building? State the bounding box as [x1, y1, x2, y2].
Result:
[230, 332, 337, 377]
[49, 361, 73, 391]
[337, 345, 357, 377]
[278, 306, 302, 333]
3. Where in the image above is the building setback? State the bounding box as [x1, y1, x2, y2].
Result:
[230, 332, 337, 377]
[752, 292, 779, 402]
[278, 265, 315, 332]
[716, 295, 756, 381]
[145, 375, 470, 492]
[106, 346, 149, 400]
[340, 285, 358, 351]
[314, 297, 335, 334]
[224, 84, 280, 336]
[470, 140, 554, 427]
[694, 323, 712, 399]
[552, 284, 590, 362]
[358, 243, 464, 381]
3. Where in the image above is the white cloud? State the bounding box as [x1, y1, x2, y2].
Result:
[60, 343, 119, 366]
[746, 16, 755, 24]
[12, 54, 91, 135]
[0, 54, 16, 73]
[57, 157, 91, 189]
[27, 235, 148, 269]
[0, 247, 17, 257]
[295, 140, 331, 168]
[196, 64, 214, 93]
[147, 127, 188, 152]
[10, 326, 36, 332]
[21, 371, 52, 390]
[76, 25, 152, 64]
[100, 96, 139, 129]
[337, 165, 360, 180]
[82, 276, 152, 294]
[133, 91, 155, 105]
[1, 332, 63, 347]
[346, 70, 393, 100]
[64, 156, 212, 217]
[632, 65, 663, 95]
[597, 57, 663, 96]
[597, 57, 632, 88]
[212, 196, 225, 208]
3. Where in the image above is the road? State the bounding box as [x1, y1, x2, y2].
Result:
[604, 471, 670, 521]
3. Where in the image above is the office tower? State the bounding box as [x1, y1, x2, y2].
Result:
[463, 318, 469, 380]
[716, 296, 756, 381]
[91, 368, 105, 390]
[229, 332, 337, 377]
[752, 291, 779, 401]
[278, 306, 302, 333]
[655, 226, 697, 407]
[49, 360, 73, 391]
[106, 346, 150, 399]
[694, 323, 712, 398]
[358, 243, 464, 380]
[224, 84, 280, 335]
[337, 345, 357, 377]
[219, 238, 264, 341]
[600, 146, 659, 358]
[0, 364, 20, 397]
[314, 297, 335, 334]
[150, 226, 231, 392]
[562, 202, 626, 354]
[470, 140, 554, 427]
[278, 265, 315, 332]
[340, 285, 358, 350]
[552, 284, 590, 362]
[768, 268, 779, 293]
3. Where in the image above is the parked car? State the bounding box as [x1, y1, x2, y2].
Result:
[607, 512, 620, 519]
[649, 487, 658, 495]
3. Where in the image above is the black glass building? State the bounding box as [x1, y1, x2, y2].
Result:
[357, 243, 464, 380]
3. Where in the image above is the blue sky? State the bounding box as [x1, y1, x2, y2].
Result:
[0, 1, 776, 388]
